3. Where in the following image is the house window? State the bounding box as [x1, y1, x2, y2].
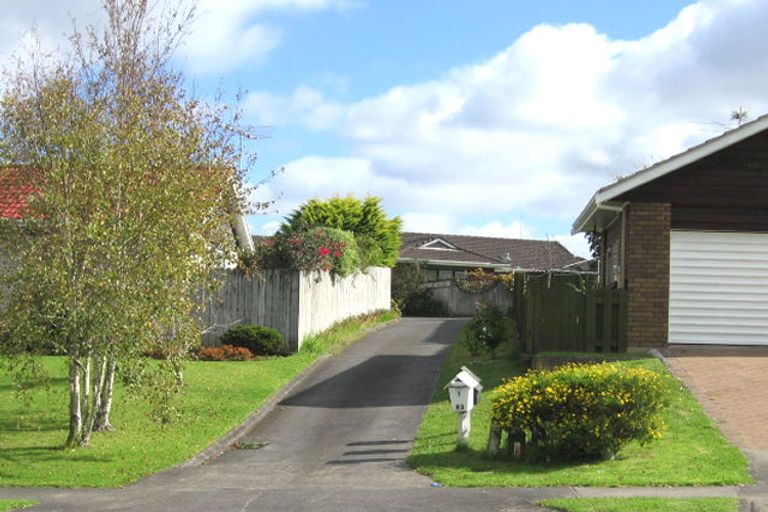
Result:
[423, 268, 439, 282]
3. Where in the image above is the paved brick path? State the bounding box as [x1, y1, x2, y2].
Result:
[662, 345, 768, 451]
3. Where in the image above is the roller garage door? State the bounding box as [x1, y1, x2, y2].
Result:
[669, 231, 768, 345]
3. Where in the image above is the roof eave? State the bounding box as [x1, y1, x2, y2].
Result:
[598, 114, 768, 203]
[397, 257, 506, 269]
[573, 114, 768, 234]
[572, 195, 598, 234]
[231, 212, 254, 252]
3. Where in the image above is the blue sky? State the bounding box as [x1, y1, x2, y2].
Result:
[3, 0, 767, 256]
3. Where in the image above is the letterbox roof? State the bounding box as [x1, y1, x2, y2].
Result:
[447, 366, 482, 391]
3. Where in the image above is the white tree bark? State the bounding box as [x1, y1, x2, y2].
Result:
[95, 356, 117, 432]
[66, 357, 83, 447]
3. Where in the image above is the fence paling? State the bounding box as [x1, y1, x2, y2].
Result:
[515, 273, 626, 354]
[201, 267, 391, 351]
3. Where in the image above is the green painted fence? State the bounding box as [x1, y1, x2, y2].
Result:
[514, 272, 627, 354]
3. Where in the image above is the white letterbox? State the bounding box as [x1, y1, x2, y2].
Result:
[447, 366, 483, 413]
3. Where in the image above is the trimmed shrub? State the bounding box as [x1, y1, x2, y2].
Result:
[280, 196, 402, 268]
[220, 324, 285, 356]
[491, 362, 668, 462]
[463, 301, 505, 356]
[198, 345, 253, 361]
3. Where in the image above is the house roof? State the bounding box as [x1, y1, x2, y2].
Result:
[0, 166, 254, 251]
[399, 232, 583, 271]
[0, 168, 34, 219]
[572, 113, 768, 234]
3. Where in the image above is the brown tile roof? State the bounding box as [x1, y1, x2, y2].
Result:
[400, 232, 583, 271]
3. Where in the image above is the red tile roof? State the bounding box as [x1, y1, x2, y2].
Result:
[0, 168, 34, 219]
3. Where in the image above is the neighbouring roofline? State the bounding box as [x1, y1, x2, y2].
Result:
[397, 257, 575, 273]
[572, 113, 768, 234]
[397, 257, 506, 269]
[419, 238, 459, 251]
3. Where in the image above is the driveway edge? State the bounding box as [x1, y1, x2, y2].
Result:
[179, 316, 401, 468]
[178, 354, 332, 468]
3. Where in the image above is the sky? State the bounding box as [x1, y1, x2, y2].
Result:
[2, 0, 768, 257]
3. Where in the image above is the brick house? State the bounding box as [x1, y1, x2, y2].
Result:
[573, 115, 768, 347]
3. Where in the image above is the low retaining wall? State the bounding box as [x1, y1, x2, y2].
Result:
[201, 267, 391, 351]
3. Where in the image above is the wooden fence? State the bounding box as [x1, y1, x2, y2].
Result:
[422, 279, 514, 316]
[514, 272, 627, 354]
[200, 267, 391, 351]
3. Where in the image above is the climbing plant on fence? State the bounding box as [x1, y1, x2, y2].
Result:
[241, 227, 362, 279]
[454, 268, 514, 295]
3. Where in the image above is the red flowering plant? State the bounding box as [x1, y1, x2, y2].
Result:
[239, 227, 362, 278]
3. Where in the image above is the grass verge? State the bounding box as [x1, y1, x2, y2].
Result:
[0, 309, 398, 488]
[539, 497, 739, 512]
[407, 324, 751, 487]
[0, 500, 37, 511]
[300, 309, 399, 355]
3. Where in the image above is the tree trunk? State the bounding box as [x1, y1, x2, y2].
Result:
[82, 356, 107, 446]
[81, 355, 91, 429]
[95, 356, 117, 432]
[66, 357, 83, 448]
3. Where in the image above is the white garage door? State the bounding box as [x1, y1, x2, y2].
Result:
[669, 230, 768, 345]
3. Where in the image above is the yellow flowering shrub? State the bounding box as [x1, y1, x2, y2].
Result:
[491, 362, 668, 462]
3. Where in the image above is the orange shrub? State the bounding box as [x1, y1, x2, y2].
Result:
[197, 344, 253, 361]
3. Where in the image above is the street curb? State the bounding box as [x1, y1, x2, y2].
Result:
[179, 315, 401, 468]
[178, 354, 331, 468]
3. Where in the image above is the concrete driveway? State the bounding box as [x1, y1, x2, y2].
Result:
[0, 318, 545, 512]
[661, 345, 768, 484]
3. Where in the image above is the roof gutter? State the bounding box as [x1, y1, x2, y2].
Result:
[571, 200, 627, 235]
[397, 257, 506, 270]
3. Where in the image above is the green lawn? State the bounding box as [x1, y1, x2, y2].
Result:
[0, 500, 37, 511]
[0, 310, 398, 488]
[539, 497, 739, 512]
[408, 326, 751, 487]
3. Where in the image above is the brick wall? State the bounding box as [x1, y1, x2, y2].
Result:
[625, 202, 671, 347]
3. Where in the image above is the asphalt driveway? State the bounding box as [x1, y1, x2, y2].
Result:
[0, 318, 545, 512]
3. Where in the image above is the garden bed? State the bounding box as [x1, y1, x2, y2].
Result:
[407, 325, 751, 487]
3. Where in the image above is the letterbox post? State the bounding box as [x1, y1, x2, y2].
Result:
[445, 366, 482, 447]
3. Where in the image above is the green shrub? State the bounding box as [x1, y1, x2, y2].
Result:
[220, 324, 285, 356]
[197, 345, 253, 361]
[491, 362, 668, 462]
[401, 289, 448, 317]
[463, 301, 505, 355]
[280, 196, 402, 268]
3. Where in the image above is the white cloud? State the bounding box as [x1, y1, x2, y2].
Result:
[245, 87, 344, 129]
[253, 0, 768, 236]
[0, 1, 102, 68]
[253, 219, 282, 235]
[183, 0, 357, 73]
[0, 0, 355, 76]
[401, 213, 535, 239]
[555, 234, 592, 260]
